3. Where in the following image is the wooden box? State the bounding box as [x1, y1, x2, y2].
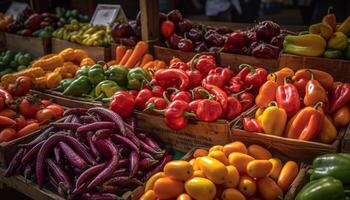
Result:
[182, 148, 309, 200]
[4, 33, 51, 58]
[220, 52, 280, 72]
[230, 107, 344, 162]
[0, 32, 5, 51]
[279, 54, 350, 82]
[341, 124, 350, 153]
[51, 38, 111, 62]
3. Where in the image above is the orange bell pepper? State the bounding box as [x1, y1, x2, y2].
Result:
[286, 102, 325, 141]
[267, 67, 294, 85]
[333, 105, 350, 127]
[293, 69, 334, 92]
[304, 71, 328, 106]
[255, 79, 278, 108]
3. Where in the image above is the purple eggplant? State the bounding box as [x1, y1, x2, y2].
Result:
[87, 132, 101, 160]
[21, 140, 44, 164]
[75, 163, 106, 189]
[52, 122, 81, 131]
[64, 135, 97, 165]
[80, 115, 97, 124]
[129, 150, 139, 177]
[142, 154, 173, 182]
[139, 158, 159, 170]
[88, 107, 126, 136]
[111, 168, 128, 177]
[19, 126, 54, 149]
[63, 108, 88, 116]
[5, 148, 24, 177]
[59, 141, 89, 170]
[110, 134, 139, 153]
[47, 158, 73, 190]
[126, 127, 140, 147]
[81, 193, 119, 200]
[76, 122, 116, 134]
[140, 151, 155, 160]
[140, 140, 164, 158]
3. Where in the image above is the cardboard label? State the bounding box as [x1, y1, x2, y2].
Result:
[90, 4, 127, 26]
[5, 2, 29, 20]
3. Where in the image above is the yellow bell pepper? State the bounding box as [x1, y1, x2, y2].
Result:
[255, 107, 265, 120]
[327, 32, 348, 50]
[319, 116, 337, 144]
[333, 105, 350, 127]
[259, 102, 287, 136]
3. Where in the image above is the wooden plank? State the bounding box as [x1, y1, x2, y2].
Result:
[0, 32, 5, 51]
[341, 124, 350, 153]
[51, 38, 111, 61]
[140, 0, 160, 50]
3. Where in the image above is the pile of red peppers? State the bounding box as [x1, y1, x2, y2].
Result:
[108, 54, 267, 130]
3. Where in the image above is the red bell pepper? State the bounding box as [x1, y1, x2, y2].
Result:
[144, 97, 168, 115]
[188, 99, 201, 113]
[109, 91, 135, 118]
[167, 87, 192, 103]
[195, 99, 223, 122]
[236, 64, 251, 80]
[191, 86, 206, 100]
[227, 65, 251, 93]
[276, 77, 300, 118]
[224, 96, 243, 121]
[164, 100, 193, 130]
[151, 85, 164, 97]
[202, 67, 234, 88]
[0, 88, 13, 102]
[242, 64, 268, 92]
[293, 78, 307, 97]
[161, 20, 175, 38]
[243, 118, 263, 132]
[329, 83, 350, 113]
[169, 61, 189, 71]
[203, 83, 228, 111]
[202, 72, 225, 88]
[195, 54, 216, 76]
[135, 88, 153, 110]
[186, 62, 203, 89]
[231, 85, 254, 111]
[127, 90, 138, 100]
[154, 69, 189, 91]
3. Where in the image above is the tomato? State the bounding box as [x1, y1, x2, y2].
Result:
[46, 104, 64, 118]
[19, 97, 42, 118]
[223, 141, 248, 157]
[185, 177, 216, 200]
[26, 118, 38, 125]
[0, 96, 5, 110]
[197, 156, 228, 184]
[153, 177, 184, 199]
[164, 161, 193, 181]
[0, 128, 16, 143]
[208, 150, 229, 165]
[41, 100, 52, 107]
[36, 108, 57, 124]
[247, 160, 273, 179]
[13, 115, 26, 131]
[7, 76, 33, 96]
[0, 109, 16, 118]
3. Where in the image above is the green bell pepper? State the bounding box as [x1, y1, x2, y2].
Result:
[88, 64, 105, 87]
[56, 78, 74, 92]
[63, 75, 92, 96]
[126, 67, 151, 90]
[296, 177, 345, 200]
[75, 66, 89, 77]
[105, 65, 129, 86]
[94, 80, 121, 100]
[311, 153, 350, 184]
[324, 49, 344, 59]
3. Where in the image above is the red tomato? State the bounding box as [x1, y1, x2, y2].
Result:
[7, 76, 33, 96]
[41, 100, 52, 107]
[19, 97, 42, 118]
[36, 108, 57, 124]
[26, 118, 38, 125]
[0, 96, 5, 110]
[46, 104, 64, 118]
[0, 128, 16, 143]
[13, 115, 26, 131]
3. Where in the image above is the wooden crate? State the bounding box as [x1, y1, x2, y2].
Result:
[231, 107, 344, 162]
[341, 124, 350, 153]
[51, 38, 111, 61]
[153, 45, 219, 64]
[0, 32, 5, 51]
[0, 169, 144, 200]
[279, 54, 350, 82]
[134, 111, 232, 153]
[220, 52, 280, 72]
[4, 33, 50, 58]
[182, 147, 309, 200]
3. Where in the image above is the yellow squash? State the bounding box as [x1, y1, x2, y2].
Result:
[197, 156, 228, 184]
[185, 177, 216, 200]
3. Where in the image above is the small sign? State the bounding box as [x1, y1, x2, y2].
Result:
[90, 4, 127, 26]
[5, 2, 30, 20]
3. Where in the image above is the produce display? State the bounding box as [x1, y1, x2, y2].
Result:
[5, 107, 171, 199]
[54, 7, 89, 25]
[0, 50, 33, 77]
[0, 76, 64, 143]
[140, 141, 299, 200]
[1, 48, 93, 89]
[0, 13, 13, 31]
[284, 9, 350, 59]
[295, 153, 350, 200]
[243, 67, 350, 144]
[112, 12, 141, 46]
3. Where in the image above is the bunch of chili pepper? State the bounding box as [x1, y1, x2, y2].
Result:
[243, 67, 350, 144]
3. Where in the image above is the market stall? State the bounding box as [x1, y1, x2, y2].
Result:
[0, 0, 349, 200]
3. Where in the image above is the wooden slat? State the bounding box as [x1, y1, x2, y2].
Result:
[140, 0, 160, 51]
[341, 125, 350, 152]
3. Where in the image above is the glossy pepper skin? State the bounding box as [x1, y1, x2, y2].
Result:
[154, 68, 189, 91]
[333, 105, 350, 127]
[319, 116, 337, 144]
[194, 54, 216, 76]
[195, 99, 223, 122]
[185, 61, 202, 89]
[164, 100, 192, 130]
[135, 88, 153, 110]
[144, 97, 167, 115]
[109, 91, 135, 118]
[63, 75, 92, 96]
[276, 77, 300, 117]
[56, 78, 74, 92]
[293, 69, 334, 92]
[168, 88, 192, 103]
[286, 103, 324, 141]
[224, 96, 242, 121]
[94, 80, 121, 100]
[294, 78, 308, 97]
[105, 65, 129, 87]
[259, 102, 287, 136]
[75, 65, 89, 77]
[329, 83, 350, 113]
[88, 64, 105, 87]
[295, 176, 345, 200]
[304, 72, 327, 106]
[310, 153, 350, 184]
[243, 118, 263, 132]
[127, 67, 151, 90]
[267, 68, 294, 86]
[256, 79, 278, 108]
[228, 65, 251, 93]
[202, 83, 228, 111]
[241, 64, 268, 93]
[232, 86, 254, 111]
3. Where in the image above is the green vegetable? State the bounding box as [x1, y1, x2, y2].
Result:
[345, 40, 350, 60]
[105, 65, 129, 87]
[75, 65, 89, 77]
[56, 78, 74, 92]
[127, 67, 151, 90]
[17, 65, 26, 71]
[0, 68, 12, 77]
[88, 64, 105, 87]
[9, 60, 19, 69]
[94, 80, 121, 100]
[63, 76, 92, 96]
[324, 49, 344, 59]
[296, 177, 345, 200]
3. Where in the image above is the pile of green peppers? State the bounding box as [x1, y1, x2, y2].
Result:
[57, 62, 151, 100]
[296, 153, 350, 200]
[0, 50, 33, 77]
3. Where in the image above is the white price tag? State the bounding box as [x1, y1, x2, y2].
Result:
[5, 2, 30, 20]
[90, 4, 127, 26]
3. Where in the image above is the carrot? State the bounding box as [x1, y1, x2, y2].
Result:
[140, 54, 154, 67]
[0, 128, 16, 143]
[119, 49, 133, 66]
[0, 116, 16, 127]
[125, 41, 149, 68]
[135, 60, 141, 67]
[142, 61, 155, 70]
[16, 122, 40, 138]
[115, 45, 127, 64]
[0, 109, 16, 118]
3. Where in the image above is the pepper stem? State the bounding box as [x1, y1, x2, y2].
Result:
[198, 89, 214, 100]
[184, 112, 197, 118]
[268, 101, 278, 107]
[189, 54, 201, 70]
[328, 6, 334, 14]
[163, 91, 171, 104]
[305, 69, 314, 80]
[231, 85, 253, 97]
[313, 102, 323, 110]
[269, 73, 277, 82]
[239, 64, 256, 74]
[283, 76, 292, 85]
[167, 87, 180, 94]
